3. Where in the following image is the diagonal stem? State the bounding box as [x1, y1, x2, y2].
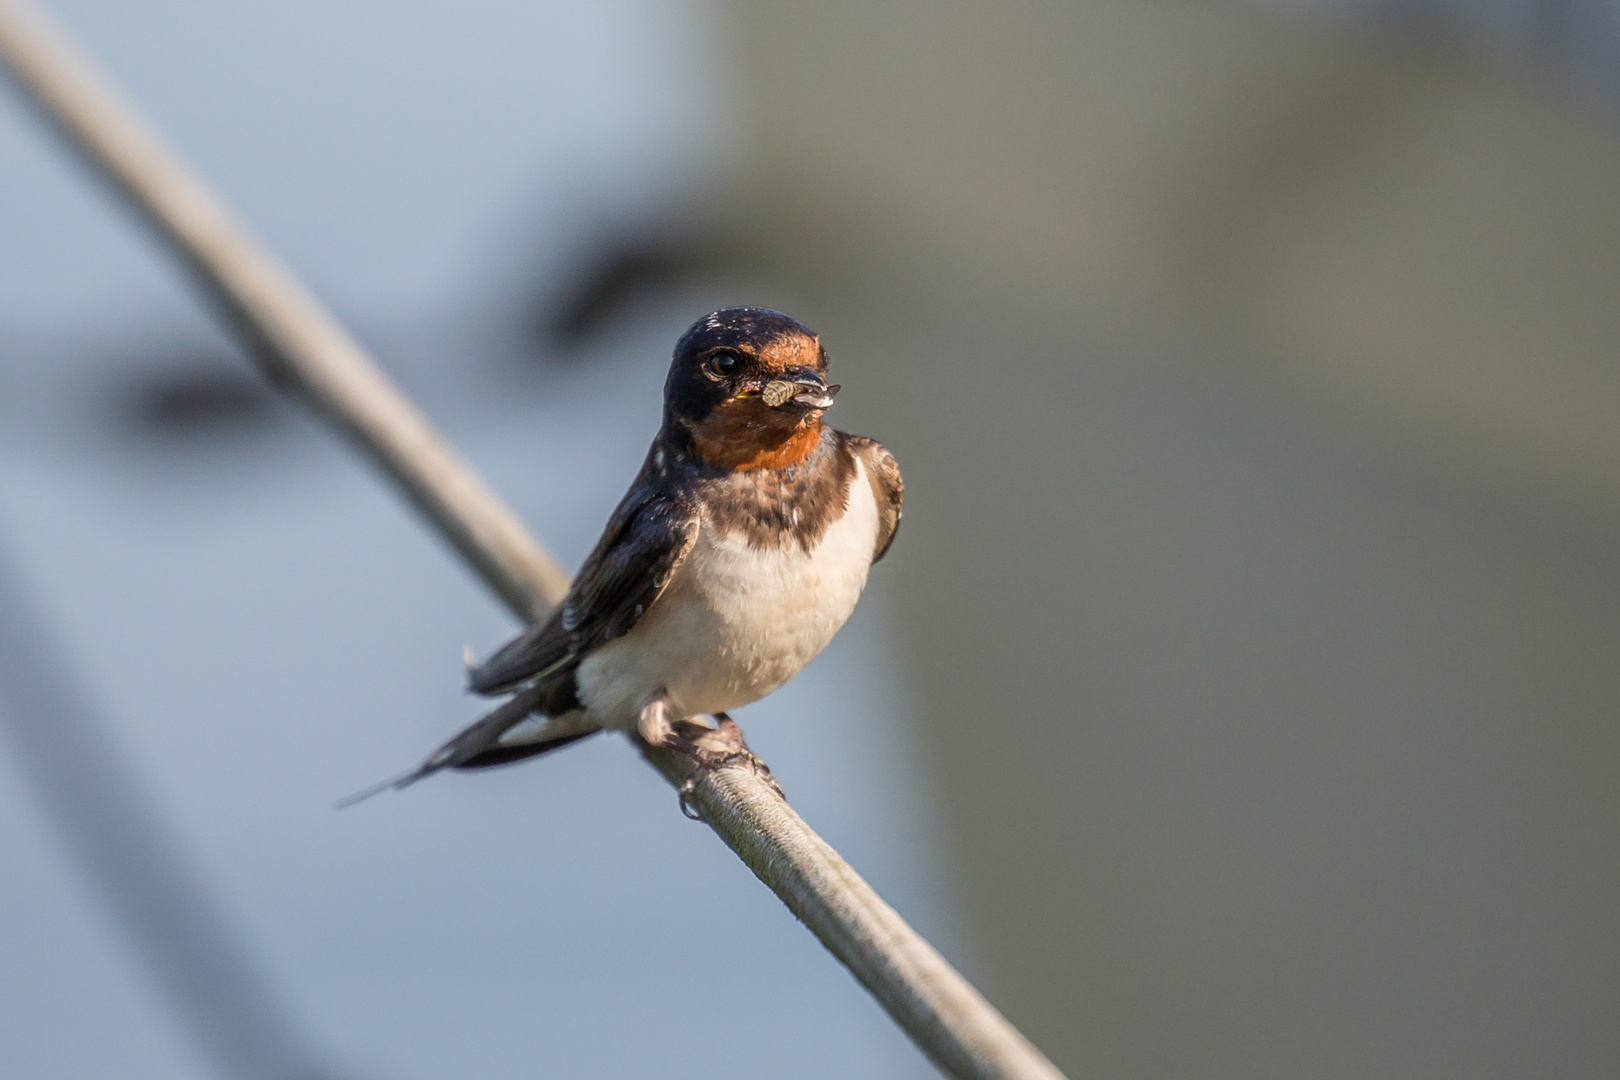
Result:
[0, 2, 1068, 1076]
[0, 0, 568, 622]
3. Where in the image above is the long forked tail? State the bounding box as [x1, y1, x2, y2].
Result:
[336, 686, 598, 808]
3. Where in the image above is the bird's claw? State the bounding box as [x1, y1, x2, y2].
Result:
[676, 772, 705, 820]
[666, 713, 785, 819]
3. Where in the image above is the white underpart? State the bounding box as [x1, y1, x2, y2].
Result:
[576, 457, 880, 728]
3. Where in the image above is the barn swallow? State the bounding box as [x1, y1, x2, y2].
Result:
[342, 308, 901, 804]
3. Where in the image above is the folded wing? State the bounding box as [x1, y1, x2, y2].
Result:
[468, 483, 700, 697]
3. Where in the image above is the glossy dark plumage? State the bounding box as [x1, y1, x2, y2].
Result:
[344, 308, 901, 800]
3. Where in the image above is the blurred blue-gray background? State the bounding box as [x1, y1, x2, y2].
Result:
[2, 1, 1618, 1078]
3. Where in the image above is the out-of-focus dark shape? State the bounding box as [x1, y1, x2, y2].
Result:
[123, 362, 281, 439]
[0, 538, 344, 1080]
[1262, 0, 1620, 110]
[539, 229, 750, 348]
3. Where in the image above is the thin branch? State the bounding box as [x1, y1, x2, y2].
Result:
[0, 2, 1067, 1077]
[0, 0, 568, 621]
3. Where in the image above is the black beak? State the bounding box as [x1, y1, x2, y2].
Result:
[763, 369, 840, 409]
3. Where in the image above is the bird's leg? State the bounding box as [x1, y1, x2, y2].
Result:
[634, 690, 722, 764]
[710, 713, 785, 800]
[635, 691, 680, 749]
[659, 726, 732, 769]
[634, 698, 785, 814]
[640, 706, 785, 818]
[636, 693, 727, 819]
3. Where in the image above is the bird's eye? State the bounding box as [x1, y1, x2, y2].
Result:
[705, 352, 738, 378]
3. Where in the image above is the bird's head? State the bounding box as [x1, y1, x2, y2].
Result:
[664, 307, 839, 471]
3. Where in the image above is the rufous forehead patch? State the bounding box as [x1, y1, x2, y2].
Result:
[751, 331, 823, 373]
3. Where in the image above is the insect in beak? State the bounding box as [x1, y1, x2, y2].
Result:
[761, 371, 839, 409]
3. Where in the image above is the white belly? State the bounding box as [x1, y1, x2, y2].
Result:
[575, 459, 879, 726]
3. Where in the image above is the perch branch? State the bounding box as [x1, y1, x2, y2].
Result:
[0, 0, 568, 620]
[0, 2, 1067, 1077]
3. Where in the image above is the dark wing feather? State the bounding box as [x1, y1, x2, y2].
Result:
[846, 435, 903, 563]
[468, 483, 699, 696]
[464, 614, 572, 697]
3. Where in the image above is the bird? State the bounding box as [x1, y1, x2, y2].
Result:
[341, 307, 901, 805]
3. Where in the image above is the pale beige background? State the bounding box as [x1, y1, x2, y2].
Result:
[713, 2, 1620, 1076]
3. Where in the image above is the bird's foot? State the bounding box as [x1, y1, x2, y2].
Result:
[665, 713, 785, 819]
